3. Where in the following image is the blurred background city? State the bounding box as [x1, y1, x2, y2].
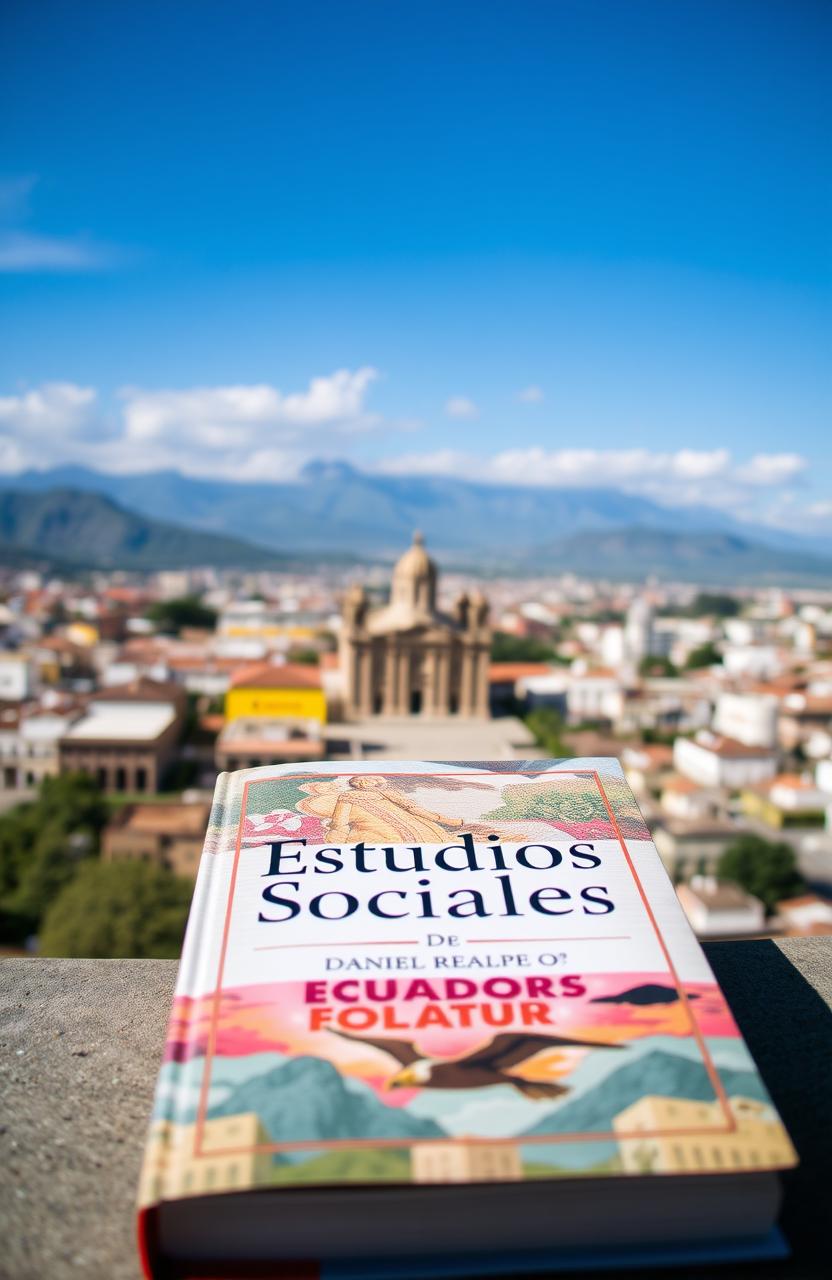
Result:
[0, 2, 830, 957]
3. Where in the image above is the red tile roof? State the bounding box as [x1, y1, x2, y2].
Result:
[229, 662, 321, 690]
[488, 662, 554, 682]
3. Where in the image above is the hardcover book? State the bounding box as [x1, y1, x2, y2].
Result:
[138, 759, 797, 1279]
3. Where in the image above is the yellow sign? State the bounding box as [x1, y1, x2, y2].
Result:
[226, 686, 326, 725]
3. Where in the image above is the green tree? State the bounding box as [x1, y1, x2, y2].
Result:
[39, 861, 193, 958]
[685, 641, 722, 670]
[0, 773, 108, 941]
[525, 707, 568, 757]
[717, 834, 805, 915]
[10, 823, 95, 923]
[491, 631, 559, 663]
[146, 595, 217, 634]
[638, 655, 678, 678]
[287, 647, 322, 666]
[688, 593, 741, 618]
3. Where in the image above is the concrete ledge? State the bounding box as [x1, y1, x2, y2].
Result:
[1, 940, 831, 1280]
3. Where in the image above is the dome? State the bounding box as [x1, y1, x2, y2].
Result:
[391, 531, 437, 613]
[394, 530, 433, 579]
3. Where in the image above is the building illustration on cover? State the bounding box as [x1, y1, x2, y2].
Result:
[140, 760, 796, 1206]
[613, 1095, 794, 1174]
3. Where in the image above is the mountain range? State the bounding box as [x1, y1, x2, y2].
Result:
[0, 487, 283, 572]
[208, 1055, 446, 1144]
[520, 1048, 768, 1138]
[1, 462, 831, 583]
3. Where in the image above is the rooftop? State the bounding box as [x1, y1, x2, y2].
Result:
[63, 703, 177, 743]
[334, 714, 539, 760]
[691, 732, 777, 759]
[678, 877, 762, 913]
[488, 661, 554, 682]
[109, 802, 211, 837]
[228, 661, 322, 690]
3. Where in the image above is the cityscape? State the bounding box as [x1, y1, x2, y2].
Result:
[1, 529, 831, 958]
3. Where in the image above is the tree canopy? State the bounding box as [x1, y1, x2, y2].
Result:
[39, 860, 193, 958]
[684, 641, 722, 670]
[717, 834, 805, 914]
[490, 631, 560, 664]
[0, 773, 108, 942]
[146, 595, 217, 634]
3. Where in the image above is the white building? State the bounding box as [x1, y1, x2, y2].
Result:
[676, 875, 766, 939]
[660, 774, 720, 822]
[566, 668, 625, 724]
[674, 730, 778, 789]
[624, 596, 656, 664]
[0, 654, 35, 702]
[816, 758, 832, 797]
[776, 894, 832, 935]
[721, 645, 782, 681]
[0, 709, 81, 791]
[713, 692, 779, 749]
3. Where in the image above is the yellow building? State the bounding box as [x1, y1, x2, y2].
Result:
[410, 1141, 522, 1183]
[225, 661, 327, 725]
[139, 1112, 274, 1204]
[613, 1094, 795, 1174]
[741, 773, 827, 830]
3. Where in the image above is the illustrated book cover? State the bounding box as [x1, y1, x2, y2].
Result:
[138, 758, 797, 1278]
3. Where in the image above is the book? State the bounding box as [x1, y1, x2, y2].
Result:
[138, 759, 797, 1278]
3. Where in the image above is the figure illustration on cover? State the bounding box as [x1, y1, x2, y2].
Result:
[213, 765, 653, 854]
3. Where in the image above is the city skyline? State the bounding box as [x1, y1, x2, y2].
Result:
[1, 1, 830, 532]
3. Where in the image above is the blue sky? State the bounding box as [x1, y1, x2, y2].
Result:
[1, 1, 829, 531]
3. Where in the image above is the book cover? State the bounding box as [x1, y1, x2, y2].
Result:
[138, 758, 796, 1219]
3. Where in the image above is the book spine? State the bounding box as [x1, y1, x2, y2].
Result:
[137, 772, 233, 1209]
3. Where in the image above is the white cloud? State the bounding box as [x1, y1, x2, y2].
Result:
[0, 174, 124, 273]
[444, 395, 478, 419]
[0, 377, 824, 531]
[0, 382, 101, 438]
[121, 367, 379, 449]
[0, 230, 119, 272]
[375, 445, 817, 524]
[735, 453, 807, 486]
[0, 370, 382, 479]
[517, 385, 544, 404]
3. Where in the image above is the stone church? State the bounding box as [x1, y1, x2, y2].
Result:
[340, 533, 491, 718]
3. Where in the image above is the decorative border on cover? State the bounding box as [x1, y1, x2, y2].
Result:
[194, 770, 736, 1159]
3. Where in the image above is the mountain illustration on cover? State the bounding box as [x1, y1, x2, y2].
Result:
[209, 1055, 446, 1143]
[521, 1049, 769, 1138]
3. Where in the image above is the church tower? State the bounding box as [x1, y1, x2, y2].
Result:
[340, 533, 491, 718]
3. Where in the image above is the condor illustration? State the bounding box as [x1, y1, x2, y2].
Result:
[333, 1028, 622, 1099]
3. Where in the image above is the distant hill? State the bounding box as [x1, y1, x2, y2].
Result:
[532, 526, 832, 585]
[521, 1048, 768, 1138]
[4, 464, 832, 583]
[209, 1055, 446, 1143]
[0, 487, 287, 571]
[2, 461, 750, 557]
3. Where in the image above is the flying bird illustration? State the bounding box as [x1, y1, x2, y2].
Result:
[333, 1029, 622, 1099]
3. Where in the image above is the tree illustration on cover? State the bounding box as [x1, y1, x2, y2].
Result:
[484, 776, 650, 841]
